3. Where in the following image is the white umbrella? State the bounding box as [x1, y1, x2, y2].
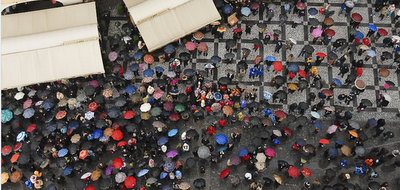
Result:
[256, 153, 266, 162]
[14, 92, 25, 100]
[289, 38, 297, 44]
[85, 111, 95, 120]
[140, 103, 151, 112]
[382, 93, 391, 102]
[28, 90, 37, 98]
[80, 172, 92, 179]
[67, 98, 78, 105]
[115, 172, 127, 183]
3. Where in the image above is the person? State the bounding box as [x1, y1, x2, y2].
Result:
[263, 34, 271, 45]
[336, 94, 347, 104]
[303, 181, 311, 190]
[370, 169, 379, 179]
[373, 126, 385, 138]
[344, 93, 354, 105]
[311, 178, 321, 189]
[275, 41, 283, 53]
[357, 102, 366, 112]
[338, 65, 349, 78]
[257, 66, 264, 78]
[382, 131, 394, 141]
[249, 67, 257, 79]
[340, 160, 347, 168]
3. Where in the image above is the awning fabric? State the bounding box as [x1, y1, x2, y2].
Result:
[123, 0, 220, 52]
[1, 2, 104, 90]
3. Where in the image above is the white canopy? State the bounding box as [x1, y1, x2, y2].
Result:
[123, 0, 220, 52]
[1, 2, 104, 90]
[1, 0, 83, 12]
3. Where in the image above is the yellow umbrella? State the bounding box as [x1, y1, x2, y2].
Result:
[141, 112, 151, 120]
[288, 83, 299, 90]
[311, 67, 318, 75]
[217, 27, 227, 32]
[1, 172, 9, 184]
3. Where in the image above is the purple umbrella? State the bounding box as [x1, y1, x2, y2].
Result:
[166, 150, 178, 158]
[89, 80, 99, 88]
[327, 125, 338, 134]
[230, 156, 241, 165]
[105, 165, 114, 175]
[312, 28, 323, 38]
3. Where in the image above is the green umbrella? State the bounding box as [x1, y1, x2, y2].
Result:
[13, 107, 24, 116]
[174, 104, 185, 112]
[150, 107, 162, 116]
[348, 28, 357, 35]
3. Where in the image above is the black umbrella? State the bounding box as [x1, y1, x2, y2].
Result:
[186, 157, 196, 168]
[184, 69, 195, 77]
[260, 130, 270, 139]
[193, 178, 206, 188]
[214, 0, 223, 7]
[385, 80, 395, 86]
[194, 110, 204, 117]
[258, 23, 267, 28]
[19, 151, 30, 164]
[328, 147, 338, 159]
[150, 168, 161, 178]
[224, 53, 235, 59]
[325, 168, 336, 178]
[96, 120, 106, 129]
[357, 132, 368, 142]
[273, 29, 282, 34]
[42, 98, 55, 110]
[94, 95, 105, 104]
[211, 56, 222, 63]
[126, 123, 137, 133]
[296, 116, 308, 126]
[108, 107, 120, 118]
[218, 77, 230, 86]
[114, 97, 127, 107]
[238, 61, 248, 70]
[248, 102, 258, 108]
[322, 185, 334, 190]
[45, 113, 55, 123]
[250, 117, 260, 126]
[207, 117, 217, 124]
[333, 183, 345, 190]
[304, 45, 314, 54]
[328, 52, 338, 60]
[361, 99, 372, 106]
[68, 144, 78, 155]
[285, 114, 297, 122]
[247, 144, 257, 154]
[252, 137, 262, 146]
[382, 51, 393, 59]
[274, 90, 287, 99]
[279, 13, 288, 21]
[85, 85, 96, 96]
[368, 181, 381, 190]
[81, 141, 93, 150]
[179, 52, 191, 61]
[309, 18, 319, 26]
[100, 178, 111, 189]
[298, 102, 309, 110]
[176, 94, 188, 103]
[263, 177, 273, 187]
[186, 129, 199, 141]
[275, 76, 286, 85]
[343, 183, 355, 190]
[355, 146, 365, 157]
[75, 180, 85, 189]
[226, 40, 236, 49]
[252, 38, 262, 46]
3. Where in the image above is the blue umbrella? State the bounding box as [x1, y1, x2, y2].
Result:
[23, 108, 35, 118]
[211, 56, 221, 63]
[311, 111, 320, 118]
[368, 24, 377, 31]
[216, 134, 227, 145]
[213, 92, 222, 101]
[264, 109, 272, 116]
[129, 63, 139, 71]
[164, 44, 175, 54]
[42, 99, 55, 110]
[63, 167, 73, 176]
[58, 148, 68, 157]
[143, 69, 154, 77]
[138, 169, 149, 177]
[240, 100, 247, 108]
[367, 118, 377, 127]
[60, 126, 67, 134]
[217, 147, 227, 152]
[125, 85, 137, 95]
[296, 139, 307, 146]
[223, 4, 233, 14]
[205, 63, 214, 69]
[17, 131, 26, 142]
[163, 161, 175, 172]
[265, 56, 277, 61]
[168, 129, 178, 137]
[46, 122, 57, 132]
[93, 129, 103, 139]
[332, 78, 342, 86]
[241, 7, 251, 16]
[155, 66, 164, 72]
[308, 8, 318, 15]
[25, 180, 32, 188]
[99, 136, 109, 142]
[68, 121, 79, 130]
[160, 172, 168, 179]
[328, 147, 338, 159]
[108, 107, 120, 118]
[395, 46, 400, 52]
[287, 62, 299, 74]
[366, 50, 376, 57]
[264, 91, 272, 100]
[1, 109, 13, 122]
[123, 70, 135, 80]
[271, 115, 276, 123]
[238, 148, 248, 157]
[147, 98, 155, 104]
[158, 137, 168, 145]
[313, 121, 322, 130]
[334, 139, 344, 145]
[133, 52, 143, 59]
[175, 170, 182, 178]
[354, 31, 364, 40]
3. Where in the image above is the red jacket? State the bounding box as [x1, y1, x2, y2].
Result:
[206, 106, 212, 112]
[356, 67, 363, 77]
[185, 87, 192, 94]
[219, 119, 226, 127]
[289, 72, 296, 79]
[208, 126, 215, 135]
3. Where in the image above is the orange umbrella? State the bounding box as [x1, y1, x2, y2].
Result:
[91, 169, 101, 181]
[56, 110, 67, 119]
[144, 54, 154, 64]
[79, 150, 89, 160]
[300, 168, 312, 177]
[10, 153, 19, 163]
[10, 171, 23, 183]
[349, 130, 359, 137]
[103, 128, 114, 137]
[222, 106, 233, 116]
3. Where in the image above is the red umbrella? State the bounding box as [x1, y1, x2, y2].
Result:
[2, 146, 12, 156]
[185, 41, 196, 51]
[322, 89, 333, 96]
[123, 111, 135, 119]
[163, 102, 174, 111]
[274, 110, 287, 118]
[233, 28, 243, 33]
[143, 54, 154, 64]
[10, 153, 19, 163]
[351, 13, 362, 22]
[117, 141, 127, 147]
[282, 127, 293, 136]
[378, 28, 388, 36]
[13, 143, 22, 151]
[250, 2, 260, 9]
[124, 176, 136, 188]
[85, 186, 95, 190]
[153, 89, 164, 100]
[197, 43, 208, 52]
[169, 113, 180, 121]
[26, 124, 36, 132]
[79, 150, 88, 160]
[264, 148, 276, 157]
[319, 139, 330, 144]
[296, 2, 305, 9]
[324, 29, 335, 37]
[56, 111, 67, 119]
[362, 38, 370, 45]
[316, 52, 327, 57]
[220, 168, 230, 178]
[112, 129, 123, 141]
[298, 69, 307, 78]
[273, 61, 283, 72]
[113, 158, 124, 169]
[288, 166, 299, 178]
[99, 112, 107, 119]
[301, 168, 312, 177]
[88, 102, 99, 112]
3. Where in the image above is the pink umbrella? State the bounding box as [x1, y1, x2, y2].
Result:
[23, 99, 33, 109]
[264, 148, 276, 157]
[327, 125, 338, 134]
[89, 80, 99, 88]
[166, 150, 178, 158]
[312, 28, 323, 38]
[170, 79, 180, 85]
[108, 51, 118, 61]
[383, 83, 390, 89]
[153, 89, 164, 100]
[185, 42, 196, 51]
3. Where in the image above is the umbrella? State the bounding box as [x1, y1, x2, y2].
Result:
[1, 172, 8, 184]
[385, 80, 395, 87]
[111, 129, 123, 140]
[108, 107, 120, 118]
[115, 172, 127, 183]
[296, 2, 305, 9]
[23, 108, 35, 119]
[383, 93, 391, 102]
[308, 8, 318, 15]
[91, 170, 101, 181]
[309, 18, 319, 26]
[378, 28, 388, 36]
[378, 68, 390, 77]
[193, 178, 205, 188]
[274, 110, 287, 118]
[279, 13, 288, 21]
[310, 111, 320, 118]
[143, 69, 154, 77]
[273, 130, 282, 137]
[198, 146, 211, 159]
[102, 89, 113, 98]
[220, 168, 230, 178]
[355, 79, 366, 90]
[79, 150, 88, 160]
[327, 125, 338, 134]
[144, 54, 154, 64]
[16, 131, 26, 142]
[211, 56, 221, 63]
[273, 61, 283, 72]
[169, 113, 180, 121]
[163, 161, 175, 172]
[185, 41, 196, 51]
[140, 103, 151, 112]
[241, 7, 251, 16]
[332, 78, 342, 86]
[301, 168, 312, 177]
[123, 110, 135, 119]
[351, 13, 362, 22]
[58, 148, 68, 157]
[10, 170, 23, 183]
[287, 63, 299, 74]
[222, 4, 233, 14]
[1, 109, 13, 122]
[265, 56, 276, 61]
[319, 139, 329, 145]
[322, 89, 333, 96]
[124, 176, 136, 188]
[164, 44, 175, 54]
[264, 148, 276, 157]
[238, 148, 248, 157]
[211, 103, 221, 112]
[174, 104, 185, 112]
[158, 137, 168, 146]
[296, 139, 307, 147]
[341, 145, 351, 156]
[268, 3, 277, 10]
[222, 106, 233, 116]
[283, 127, 293, 136]
[216, 134, 227, 145]
[288, 166, 299, 178]
[167, 150, 178, 158]
[197, 43, 208, 52]
[113, 158, 124, 169]
[349, 130, 359, 138]
[354, 31, 364, 39]
[323, 18, 334, 26]
[312, 28, 323, 38]
[361, 99, 372, 106]
[133, 52, 143, 59]
[274, 174, 283, 184]
[355, 146, 365, 157]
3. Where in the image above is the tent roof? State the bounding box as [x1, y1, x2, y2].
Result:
[1, 2, 104, 90]
[124, 0, 220, 52]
